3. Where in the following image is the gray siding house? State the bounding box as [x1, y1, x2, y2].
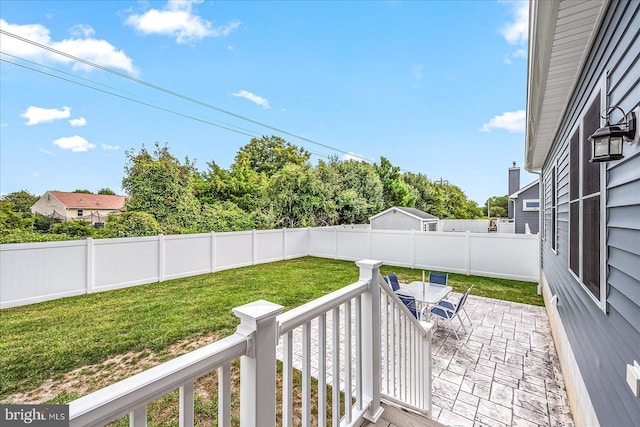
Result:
[527, 1, 640, 426]
[369, 206, 438, 231]
[508, 162, 540, 234]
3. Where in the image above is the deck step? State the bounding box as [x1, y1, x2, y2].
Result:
[361, 402, 447, 427]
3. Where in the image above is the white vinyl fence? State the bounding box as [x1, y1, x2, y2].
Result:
[1, 227, 539, 309]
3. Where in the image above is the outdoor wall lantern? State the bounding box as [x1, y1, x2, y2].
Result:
[588, 106, 640, 162]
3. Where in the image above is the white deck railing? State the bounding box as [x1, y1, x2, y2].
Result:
[68, 259, 433, 426]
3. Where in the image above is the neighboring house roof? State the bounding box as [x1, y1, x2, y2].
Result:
[45, 191, 127, 210]
[509, 180, 539, 199]
[369, 206, 438, 222]
[525, 0, 607, 171]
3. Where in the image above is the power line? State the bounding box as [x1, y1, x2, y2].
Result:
[0, 29, 376, 164]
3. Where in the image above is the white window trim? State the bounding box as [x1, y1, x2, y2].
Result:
[522, 199, 540, 211]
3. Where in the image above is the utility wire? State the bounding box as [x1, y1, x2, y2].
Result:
[1, 58, 260, 138]
[0, 30, 375, 164]
[0, 51, 265, 139]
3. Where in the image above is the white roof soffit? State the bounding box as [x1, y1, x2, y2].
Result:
[525, 0, 607, 172]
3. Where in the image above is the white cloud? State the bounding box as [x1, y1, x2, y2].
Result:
[101, 144, 120, 150]
[69, 117, 87, 127]
[21, 106, 71, 125]
[69, 24, 95, 38]
[231, 90, 270, 109]
[53, 135, 96, 152]
[33, 172, 40, 177]
[0, 19, 137, 74]
[125, 0, 241, 44]
[38, 146, 55, 155]
[481, 110, 526, 133]
[501, 1, 529, 45]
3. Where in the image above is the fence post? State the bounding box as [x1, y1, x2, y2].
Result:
[158, 234, 165, 282]
[411, 229, 416, 269]
[86, 237, 94, 294]
[211, 232, 216, 273]
[356, 259, 384, 422]
[252, 229, 257, 265]
[465, 231, 471, 275]
[233, 300, 284, 427]
[334, 227, 338, 259]
[282, 228, 287, 260]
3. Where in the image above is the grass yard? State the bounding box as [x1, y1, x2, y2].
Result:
[0, 256, 541, 404]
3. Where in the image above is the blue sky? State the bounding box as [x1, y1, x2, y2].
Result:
[0, 0, 536, 205]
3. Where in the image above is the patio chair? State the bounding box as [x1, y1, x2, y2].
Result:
[428, 284, 474, 340]
[384, 273, 401, 291]
[397, 293, 419, 319]
[429, 271, 448, 285]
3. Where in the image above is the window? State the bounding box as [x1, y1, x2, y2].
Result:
[568, 81, 604, 305]
[523, 199, 540, 211]
[77, 209, 84, 217]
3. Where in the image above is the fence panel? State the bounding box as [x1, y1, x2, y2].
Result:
[370, 231, 413, 267]
[0, 241, 87, 308]
[93, 237, 159, 291]
[214, 231, 253, 270]
[336, 229, 370, 261]
[308, 227, 336, 258]
[469, 233, 538, 281]
[255, 230, 284, 264]
[413, 232, 468, 274]
[164, 234, 212, 280]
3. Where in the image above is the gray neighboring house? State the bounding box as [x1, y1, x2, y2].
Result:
[507, 163, 540, 234]
[527, 1, 640, 426]
[369, 206, 438, 231]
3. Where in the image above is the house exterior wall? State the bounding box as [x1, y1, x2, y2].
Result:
[539, 1, 640, 425]
[514, 183, 539, 234]
[31, 192, 67, 217]
[370, 212, 421, 231]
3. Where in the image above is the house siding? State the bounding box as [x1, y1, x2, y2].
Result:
[31, 192, 67, 217]
[514, 183, 540, 234]
[370, 211, 421, 231]
[540, 1, 640, 425]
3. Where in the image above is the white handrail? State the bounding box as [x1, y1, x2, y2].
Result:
[69, 333, 247, 426]
[378, 274, 430, 336]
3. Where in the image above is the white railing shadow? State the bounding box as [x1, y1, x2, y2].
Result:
[68, 259, 433, 426]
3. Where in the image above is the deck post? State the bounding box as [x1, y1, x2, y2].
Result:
[233, 300, 284, 427]
[356, 259, 385, 422]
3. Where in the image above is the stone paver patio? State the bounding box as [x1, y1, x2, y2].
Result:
[429, 295, 574, 427]
[276, 293, 575, 427]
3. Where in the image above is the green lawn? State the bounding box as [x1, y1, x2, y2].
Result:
[0, 256, 541, 401]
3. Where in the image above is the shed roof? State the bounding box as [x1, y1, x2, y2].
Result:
[369, 206, 438, 222]
[46, 191, 127, 210]
[509, 180, 540, 199]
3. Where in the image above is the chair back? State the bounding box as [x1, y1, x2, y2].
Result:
[457, 284, 474, 312]
[397, 293, 418, 319]
[387, 273, 401, 291]
[429, 272, 448, 285]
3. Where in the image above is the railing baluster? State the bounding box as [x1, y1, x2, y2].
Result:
[129, 405, 146, 427]
[218, 363, 231, 427]
[318, 313, 327, 427]
[282, 331, 293, 427]
[302, 322, 312, 426]
[355, 295, 362, 411]
[344, 300, 352, 424]
[332, 306, 341, 427]
[179, 381, 194, 427]
[381, 292, 388, 395]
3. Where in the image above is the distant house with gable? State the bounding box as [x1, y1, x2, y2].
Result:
[369, 206, 439, 231]
[507, 162, 540, 234]
[31, 191, 127, 225]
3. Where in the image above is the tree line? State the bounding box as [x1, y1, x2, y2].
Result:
[1, 136, 487, 243]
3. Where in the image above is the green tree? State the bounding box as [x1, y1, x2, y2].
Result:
[196, 159, 266, 211]
[51, 220, 93, 238]
[402, 173, 442, 217]
[485, 195, 508, 217]
[374, 156, 415, 209]
[73, 189, 93, 194]
[196, 201, 255, 232]
[233, 135, 311, 177]
[97, 188, 116, 195]
[122, 143, 200, 233]
[267, 164, 333, 228]
[98, 212, 160, 238]
[1, 190, 38, 215]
